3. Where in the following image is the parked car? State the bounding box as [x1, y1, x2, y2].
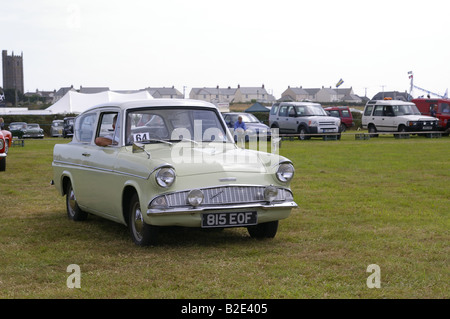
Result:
[63, 117, 75, 138]
[0, 129, 11, 171]
[50, 120, 64, 137]
[362, 98, 438, 137]
[52, 99, 297, 246]
[22, 123, 44, 139]
[8, 122, 28, 138]
[324, 106, 354, 132]
[222, 112, 271, 141]
[269, 102, 340, 140]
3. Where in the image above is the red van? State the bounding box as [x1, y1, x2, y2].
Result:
[411, 98, 450, 134]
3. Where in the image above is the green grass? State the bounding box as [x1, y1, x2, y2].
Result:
[0, 135, 449, 298]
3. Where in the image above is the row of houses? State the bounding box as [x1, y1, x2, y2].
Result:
[24, 84, 369, 105]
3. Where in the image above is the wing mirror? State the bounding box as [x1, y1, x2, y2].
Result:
[132, 142, 151, 159]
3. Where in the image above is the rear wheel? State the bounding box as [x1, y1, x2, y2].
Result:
[247, 221, 279, 239]
[66, 182, 88, 221]
[129, 193, 159, 246]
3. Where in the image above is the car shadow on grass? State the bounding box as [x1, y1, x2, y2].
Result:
[70, 213, 264, 248]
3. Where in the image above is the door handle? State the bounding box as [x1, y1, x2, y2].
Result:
[82, 153, 91, 157]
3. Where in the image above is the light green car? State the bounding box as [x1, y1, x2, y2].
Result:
[52, 99, 297, 246]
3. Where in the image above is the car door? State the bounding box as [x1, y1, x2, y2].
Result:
[285, 105, 299, 132]
[276, 105, 289, 133]
[79, 110, 123, 220]
[372, 105, 389, 131]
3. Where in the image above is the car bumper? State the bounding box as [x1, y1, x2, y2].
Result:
[405, 125, 437, 132]
[310, 127, 339, 134]
[146, 201, 297, 227]
[23, 134, 44, 138]
[0, 152, 6, 158]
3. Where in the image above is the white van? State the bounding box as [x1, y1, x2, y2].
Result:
[362, 99, 438, 136]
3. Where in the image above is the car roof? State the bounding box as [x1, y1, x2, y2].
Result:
[324, 106, 349, 110]
[366, 99, 414, 105]
[83, 99, 218, 113]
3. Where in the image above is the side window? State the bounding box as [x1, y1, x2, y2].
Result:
[439, 103, 450, 113]
[341, 110, 351, 117]
[278, 105, 288, 117]
[75, 113, 97, 143]
[329, 110, 340, 117]
[373, 106, 383, 116]
[364, 105, 374, 116]
[97, 112, 119, 145]
[270, 105, 279, 115]
[288, 106, 296, 117]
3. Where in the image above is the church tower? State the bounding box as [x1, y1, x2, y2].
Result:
[2, 50, 24, 94]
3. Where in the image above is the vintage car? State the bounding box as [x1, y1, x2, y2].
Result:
[9, 122, 28, 138]
[63, 117, 75, 138]
[22, 123, 44, 139]
[52, 99, 297, 246]
[50, 120, 64, 137]
[0, 129, 12, 171]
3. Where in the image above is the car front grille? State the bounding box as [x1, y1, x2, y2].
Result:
[164, 186, 293, 207]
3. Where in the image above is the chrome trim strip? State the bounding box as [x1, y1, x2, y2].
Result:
[219, 177, 237, 182]
[271, 160, 293, 169]
[52, 160, 149, 179]
[147, 201, 298, 215]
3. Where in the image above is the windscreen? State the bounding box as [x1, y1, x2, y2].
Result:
[126, 107, 231, 145]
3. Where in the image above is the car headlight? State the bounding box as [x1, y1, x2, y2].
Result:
[308, 120, 318, 127]
[187, 189, 204, 207]
[0, 139, 4, 151]
[276, 163, 295, 183]
[155, 167, 176, 188]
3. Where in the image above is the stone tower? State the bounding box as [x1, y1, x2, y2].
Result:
[2, 50, 24, 94]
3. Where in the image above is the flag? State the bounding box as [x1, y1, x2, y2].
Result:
[336, 78, 344, 88]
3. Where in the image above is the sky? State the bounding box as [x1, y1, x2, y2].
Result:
[1, 0, 449, 100]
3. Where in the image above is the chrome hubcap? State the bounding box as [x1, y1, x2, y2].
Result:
[68, 189, 76, 216]
[132, 204, 144, 241]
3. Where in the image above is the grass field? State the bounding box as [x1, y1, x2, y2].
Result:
[0, 134, 449, 299]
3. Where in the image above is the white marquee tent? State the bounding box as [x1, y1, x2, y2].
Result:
[46, 90, 154, 114]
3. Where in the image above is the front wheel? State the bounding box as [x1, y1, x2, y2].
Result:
[396, 125, 409, 138]
[298, 127, 310, 141]
[129, 193, 159, 246]
[368, 125, 378, 138]
[247, 221, 278, 239]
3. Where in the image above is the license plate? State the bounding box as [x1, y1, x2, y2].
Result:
[201, 212, 257, 228]
[423, 126, 432, 130]
[322, 129, 334, 132]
